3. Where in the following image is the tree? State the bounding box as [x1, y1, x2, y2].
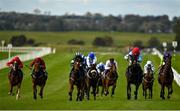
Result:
[10, 35, 27, 46]
[47, 18, 64, 31]
[173, 18, 180, 50]
[67, 39, 85, 45]
[33, 9, 41, 15]
[93, 36, 113, 46]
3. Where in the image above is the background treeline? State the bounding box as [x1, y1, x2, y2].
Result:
[0, 11, 177, 33]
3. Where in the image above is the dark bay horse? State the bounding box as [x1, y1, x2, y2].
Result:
[126, 61, 143, 100]
[32, 62, 47, 100]
[158, 56, 174, 99]
[102, 63, 118, 97]
[8, 61, 23, 100]
[85, 64, 98, 100]
[69, 59, 85, 101]
[142, 65, 154, 99]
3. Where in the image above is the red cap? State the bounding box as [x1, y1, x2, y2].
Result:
[132, 47, 140, 56]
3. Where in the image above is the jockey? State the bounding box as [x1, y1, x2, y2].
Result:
[124, 47, 142, 65]
[144, 60, 155, 74]
[6, 56, 23, 76]
[161, 51, 172, 65]
[30, 57, 48, 77]
[70, 52, 86, 77]
[71, 52, 86, 67]
[159, 51, 173, 74]
[96, 62, 105, 75]
[104, 58, 118, 78]
[86, 52, 97, 70]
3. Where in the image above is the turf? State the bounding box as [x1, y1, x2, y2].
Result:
[0, 50, 180, 110]
[0, 31, 175, 47]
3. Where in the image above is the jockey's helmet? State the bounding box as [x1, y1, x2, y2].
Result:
[89, 52, 95, 59]
[147, 60, 152, 65]
[110, 58, 114, 63]
[132, 47, 140, 56]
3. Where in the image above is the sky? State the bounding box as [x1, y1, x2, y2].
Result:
[0, 0, 180, 19]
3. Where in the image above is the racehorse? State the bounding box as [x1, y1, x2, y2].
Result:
[102, 63, 118, 97]
[85, 64, 98, 100]
[69, 59, 85, 101]
[158, 55, 174, 99]
[126, 60, 143, 100]
[32, 62, 47, 100]
[8, 61, 23, 100]
[142, 64, 154, 99]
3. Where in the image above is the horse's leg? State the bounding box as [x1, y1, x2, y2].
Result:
[33, 83, 37, 100]
[101, 80, 105, 96]
[104, 80, 109, 96]
[86, 84, 90, 100]
[76, 86, 80, 101]
[92, 85, 96, 100]
[8, 82, 13, 95]
[134, 84, 139, 100]
[150, 86, 153, 99]
[16, 82, 22, 100]
[96, 79, 100, 95]
[101, 85, 104, 96]
[68, 81, 74, 101]
[144, 88, 147, 99]
[111, 82, 116, 97]
[39, 85, 45, 99]
[160, 85, 165, 100]
[127, 83, 131, 100]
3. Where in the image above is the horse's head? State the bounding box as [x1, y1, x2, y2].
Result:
[110, 63, 116, 73]
[90, 63, 96, 70]
[34, 62, 41, 73]
[145, 65, 153, 79]
[12, 61, 19, 71]
[166, 55, 172, 65]
[147, 64, 153, 74]
[73, 59, 81, 71]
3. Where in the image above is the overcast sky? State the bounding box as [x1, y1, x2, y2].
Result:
[0, 0, 180, 19]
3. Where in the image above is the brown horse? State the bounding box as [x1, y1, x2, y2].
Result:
[158, 56, 174, 99]
[85, 64, 98, 100]
[126, 60, 143, 100]
[69, 59, 85, 101]
[142, 65, 154, 99]
[32, 62, 47, 100]
[8, 61, 23, 100]
[102, 63, 118, 97]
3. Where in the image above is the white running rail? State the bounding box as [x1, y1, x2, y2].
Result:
[152, 48, 180, 86]
[0, 47, 53, 69]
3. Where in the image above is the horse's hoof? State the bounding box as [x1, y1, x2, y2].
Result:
[69, 98, 72, 101]
[111, 95, 114, 98]
[16, 95, 20, 100]
[8, 92, 11, 95]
